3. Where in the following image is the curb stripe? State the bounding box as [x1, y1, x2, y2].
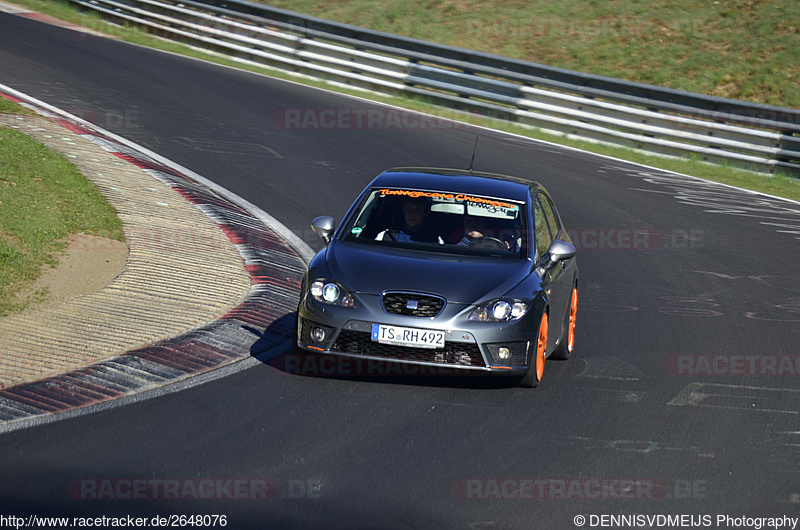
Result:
[0, 102, 307, 426]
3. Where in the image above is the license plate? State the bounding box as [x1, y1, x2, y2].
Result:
[371, 324, 445, 349]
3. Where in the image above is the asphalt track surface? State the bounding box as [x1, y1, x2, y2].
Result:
[1, 11, 800, 529]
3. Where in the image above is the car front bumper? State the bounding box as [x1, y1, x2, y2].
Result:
[295, 298, 541, 376]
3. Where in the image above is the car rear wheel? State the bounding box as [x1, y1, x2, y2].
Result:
[551, 286, 577, 360]
[519, 312, 548, 388]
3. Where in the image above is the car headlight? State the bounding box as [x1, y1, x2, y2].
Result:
[309, 280, 355, 307]
[469, 299, 529, 322]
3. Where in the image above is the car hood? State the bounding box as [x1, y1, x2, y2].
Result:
[325, 241, 532, 304]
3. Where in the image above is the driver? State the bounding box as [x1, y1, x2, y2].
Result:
[457, 214, 518, 251]
[456, 214, 488, 246]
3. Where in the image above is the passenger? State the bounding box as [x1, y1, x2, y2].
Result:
[376, 197, 440, 243]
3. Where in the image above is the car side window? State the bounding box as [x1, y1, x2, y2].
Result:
[533, 195, 554, 260]
[539, 194, 560, 240]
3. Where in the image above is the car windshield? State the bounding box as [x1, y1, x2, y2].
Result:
[342, 187, 527, 258]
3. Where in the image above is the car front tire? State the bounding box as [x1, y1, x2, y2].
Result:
[519, 311, 548, 388]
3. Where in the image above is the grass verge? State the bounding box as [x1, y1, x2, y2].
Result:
[3, 0, 800, 205]
[264, 0, 800, 109]
[0, 99, 124, 316]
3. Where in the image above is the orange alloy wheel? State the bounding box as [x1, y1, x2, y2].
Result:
[567, 287, 577, 352]
[536, 313, 548, 382]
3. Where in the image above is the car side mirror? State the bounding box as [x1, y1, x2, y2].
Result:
[547, 240, 576, 265]
[535, 240, 576, 277]
[311, 216, 336, 245]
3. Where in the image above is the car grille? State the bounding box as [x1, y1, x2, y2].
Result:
[332, 330, 486, 367]
[382, 292, 445, 318]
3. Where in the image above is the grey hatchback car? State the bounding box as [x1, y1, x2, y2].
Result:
[294, 168, 578, 387]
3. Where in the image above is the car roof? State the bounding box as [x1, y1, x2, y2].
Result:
[370, 168, 540, 203]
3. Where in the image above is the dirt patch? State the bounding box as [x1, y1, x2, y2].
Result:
[31, 232, 128, 306]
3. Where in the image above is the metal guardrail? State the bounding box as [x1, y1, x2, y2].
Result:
[72, 0, 800, 175]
